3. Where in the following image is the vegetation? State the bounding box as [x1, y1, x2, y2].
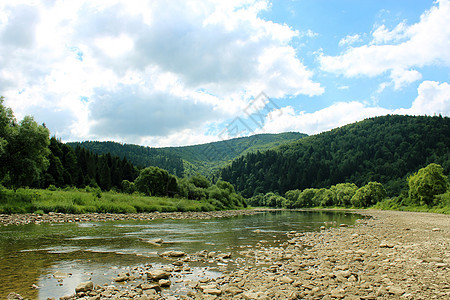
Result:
[249, 163, 449, 213]
[1, 96, 448, 214]
[0, 187, 217, 214]
[221, 115, 449, 198]
[0, 98, 246, 213]
[68, 132, 306, 178]
[0, 97, 50, 189]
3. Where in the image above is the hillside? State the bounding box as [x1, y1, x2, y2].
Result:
[220, 115, 450, 197]
[68, 132, 306, 178]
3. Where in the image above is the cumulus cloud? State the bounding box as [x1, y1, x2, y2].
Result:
[320, 0, 450, 87]
[389, 68, 422, 90]
[260, 81, 450, 135]
[0, 0, 323, 145]
[395, 81, 450, 116]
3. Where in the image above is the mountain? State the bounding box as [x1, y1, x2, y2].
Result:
[68, 132, 307, 178]
[220, 115, 450, 197]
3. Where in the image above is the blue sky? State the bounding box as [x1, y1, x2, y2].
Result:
[0, 0, 449, 146]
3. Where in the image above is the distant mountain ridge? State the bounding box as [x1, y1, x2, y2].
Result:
[220, 115, 450, 197]
[68, 132, 307, 178]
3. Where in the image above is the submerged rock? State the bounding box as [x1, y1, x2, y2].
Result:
[160, 250, 186, 257]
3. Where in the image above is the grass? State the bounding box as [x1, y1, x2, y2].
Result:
[0, 187, 217, 214]
[372, 193, 450, 214]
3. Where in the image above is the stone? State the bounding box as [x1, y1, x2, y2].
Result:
[387, 286, 405, 295]
[53, 271, 68, 279]
[150, 238, 164, 243]
[159, 279, 171, 287]
[225, 286, 243, 295]
[432, 228, 441, 231]
[339, 224, 348, 227]
[203, 288, 222, 295]
[7, 293, 23, 300]
[279, 276, 294, 284]
[200, 284, 218, 290]
[114, 273, 129, 282]
[147, 269, 171, 280]
[379, 242, 394, 248]
[160, 250, 186, 257]
[140, 283, 161, 292]
[75, 281, 94, 293]
[243, 291, 265, 299]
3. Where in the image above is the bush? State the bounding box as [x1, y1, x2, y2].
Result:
[408, 163, 448, 206]
[351, 182, 387, 208]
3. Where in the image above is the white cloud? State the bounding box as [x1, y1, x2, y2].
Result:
[0, 0, 323, 145]
[395, 81, 450, 116]
[260, 102, 390, 135]
[320, 0, 450, 83]
[371, 22, 408, 45]
[390, 68, 422, 90]
[260, 81, 450, 135]
[338, 34, 361, 47]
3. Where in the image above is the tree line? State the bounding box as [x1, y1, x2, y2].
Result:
[0, 97, 247, 210]
[221, 115, 450, 198]
[0, 97, 138, 190]
[249, 163, 449, 211]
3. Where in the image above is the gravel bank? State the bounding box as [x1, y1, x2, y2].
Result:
[203, 210, 450, 300]
[0, 210, 259, 226]
[7, 210, 450, 299]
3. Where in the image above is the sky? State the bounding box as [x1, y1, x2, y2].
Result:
[0, 0, 449, 147]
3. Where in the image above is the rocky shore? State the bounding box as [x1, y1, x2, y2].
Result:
[0, 210, 259, 226]
[7, 210, 450, 300]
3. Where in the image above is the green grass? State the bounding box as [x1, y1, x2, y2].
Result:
[372, 194, 450, 214]
[0, 187, 216, 214]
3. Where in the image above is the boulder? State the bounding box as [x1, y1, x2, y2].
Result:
[159, 279, 171, 287]
[75, 281, 94, 293]
[147, 269, 171, 281]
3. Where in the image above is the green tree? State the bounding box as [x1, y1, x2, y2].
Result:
[408, 163, 448, 206]
[334, 183, 358, 207]
[135, 166, 176, 197]
[296, 188, 319, 208]
[189, 173, 211, 188]
[122, 180, 136, 194]
[0, 99, 50, 188]
[351, 182, 387, 208]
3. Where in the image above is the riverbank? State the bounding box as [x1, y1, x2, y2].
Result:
[205, 209, 449, 300]
[0, 210, 259, 226]
[6, 210, 450, 299]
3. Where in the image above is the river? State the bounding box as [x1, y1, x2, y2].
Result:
[0, 210, 362, 299]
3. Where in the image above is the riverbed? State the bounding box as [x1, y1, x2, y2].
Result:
[0, 210, 361, 299]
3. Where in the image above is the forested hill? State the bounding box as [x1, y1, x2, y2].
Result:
[220, 115, 450, 198]
[68, 132, 306, 178]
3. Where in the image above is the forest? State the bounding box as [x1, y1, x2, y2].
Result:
[1, 95, 449, 214]
[69, 132, 305, 178]
[220, 115, 450, 198]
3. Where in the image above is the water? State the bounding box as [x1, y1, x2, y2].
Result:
[0, 210, 362, 299]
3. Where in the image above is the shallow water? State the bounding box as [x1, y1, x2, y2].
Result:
[0, 210, 362, 299]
